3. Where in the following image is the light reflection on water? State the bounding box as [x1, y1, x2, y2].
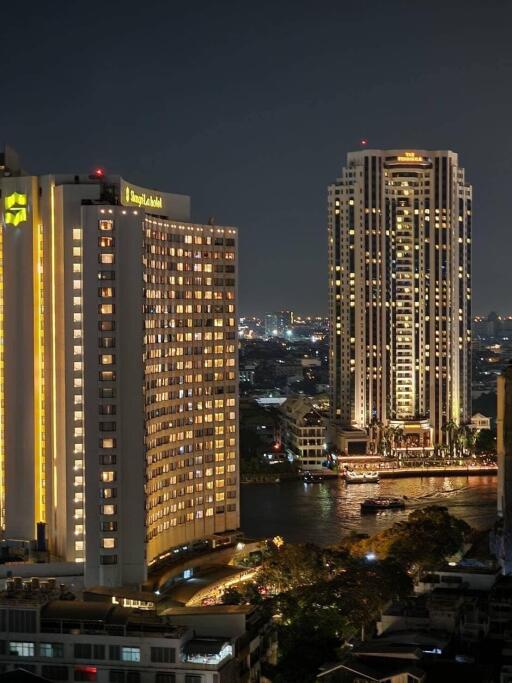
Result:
[240, 476, 497, 546]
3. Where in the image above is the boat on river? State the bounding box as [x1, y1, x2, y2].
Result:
[345, 470, 380, 484]
[303, 471, 324, 483]
[361, 496, 406, 512]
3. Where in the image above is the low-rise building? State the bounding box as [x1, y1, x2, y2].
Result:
[317, 645, 426, 682]
[0, 582, 273, 682]
[278, 397, 327, 471]
[415, 564, 500, 594]
[470, 413, 491, 431]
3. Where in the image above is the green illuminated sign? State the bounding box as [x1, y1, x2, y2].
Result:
[4, 192, 28, 226]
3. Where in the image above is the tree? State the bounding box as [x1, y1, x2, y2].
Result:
[257, 542, 329, 594]
[390, 426, 404, 458]
[463, 424, 477, 457]
[381, 425, 393, 458]
[269, 557, 412, 682]
[391, 506, 470, 568]
[368, 417, 384, 455]
[221, 587, 243, 605]
[348, 506, 471, 570]
[476, 428, 496, 454]
[443, 420, 458, 458]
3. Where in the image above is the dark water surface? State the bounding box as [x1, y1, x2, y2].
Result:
[240, 476, 497, 545]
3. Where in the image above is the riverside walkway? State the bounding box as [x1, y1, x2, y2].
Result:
[349, 463, 497, 478]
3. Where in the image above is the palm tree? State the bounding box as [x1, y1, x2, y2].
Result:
[369, 418, 386, 456]
[390, 426, 404, 459]
[443, 420, 458, 459]
[381, 425, 392, 458]
[455, 425, 465, 458]
[460, 423, 476, 458]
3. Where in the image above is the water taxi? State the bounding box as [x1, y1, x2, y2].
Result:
[361, 496, 405, 512]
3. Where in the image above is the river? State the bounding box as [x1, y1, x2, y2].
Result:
[240, 475, 497, 546]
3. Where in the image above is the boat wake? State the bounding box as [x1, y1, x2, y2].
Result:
[414, 484, 469, 499]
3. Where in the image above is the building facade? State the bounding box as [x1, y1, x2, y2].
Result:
[0, 583, 272, 682]
[0, 150, 239, 587]
[279, 397, 327, 470]
[328, 149, 472, 450]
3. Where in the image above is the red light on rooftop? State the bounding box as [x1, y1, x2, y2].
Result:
[360, 139, 368, 146]
[94, 168, 104, 177]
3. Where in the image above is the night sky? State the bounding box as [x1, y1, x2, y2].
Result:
[2, 0, 511, 315]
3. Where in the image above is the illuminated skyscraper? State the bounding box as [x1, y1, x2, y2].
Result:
[0, 150, 239, 586]
[328, 149, 472, 453]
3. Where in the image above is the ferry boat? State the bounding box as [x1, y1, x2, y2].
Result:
[345, 470, 380, 484]
[361, 496, 405, 512]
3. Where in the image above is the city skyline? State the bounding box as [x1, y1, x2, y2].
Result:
[0, 3, 509, 682]
[1, 1, 511, 316]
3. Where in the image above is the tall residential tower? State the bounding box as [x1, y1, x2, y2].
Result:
[328, 149, 472, 453]
[0, 149, 239, 587]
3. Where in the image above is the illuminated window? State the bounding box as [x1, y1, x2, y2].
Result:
[100, 438, 116, 449]
[101, 538, 116, 549]
[9, 642, 35, 657]
[100, 487, 117, 499]
[40, 643, 64, 658]
[98, 236, 114, 248]
[98, 287, 114, 298]
[121, 647, 140, 662]
[101, 505, 116, 515]
[99, 253, 115, 265]
[99, 304, 114, 315]
[101, 471, 116, 483]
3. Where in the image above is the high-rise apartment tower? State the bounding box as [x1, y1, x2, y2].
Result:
[0, 149, 239, 587]
[328, 149, 472, 452]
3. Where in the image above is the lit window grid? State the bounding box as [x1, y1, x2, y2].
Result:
[328, 151, 471, 438]
[143, 219, 238, 554]
[72, 227, 85, 559]
[0, 227, 4, 529]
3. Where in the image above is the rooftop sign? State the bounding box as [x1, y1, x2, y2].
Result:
[384, 152, 432, 169]
[119, 179, 190, 221]
[396, 152, 424, 163]
[121, 182, 163, 209]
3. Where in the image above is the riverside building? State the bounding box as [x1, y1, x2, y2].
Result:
[0, 148, 239, 587]
[328, 149, 472, 453]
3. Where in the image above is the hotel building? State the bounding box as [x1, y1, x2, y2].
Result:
[328, 149, 472, 452]
[0, 148, 239, 587]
